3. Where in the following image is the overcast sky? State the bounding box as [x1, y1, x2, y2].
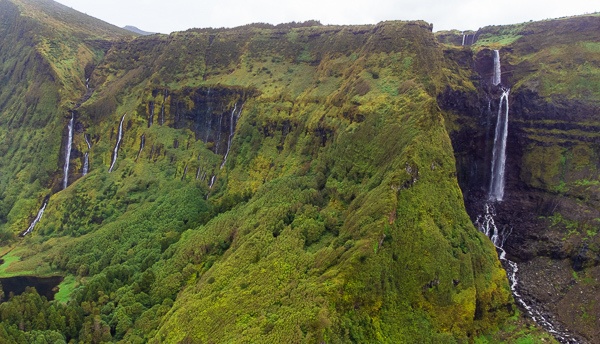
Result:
[54, 0, 598, 34]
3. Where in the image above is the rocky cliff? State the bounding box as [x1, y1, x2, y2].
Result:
[0, 0, 597, 342]
[439, 14, 600, 342]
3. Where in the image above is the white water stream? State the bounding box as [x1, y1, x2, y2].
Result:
[62, 113, 74, 189]
[22, 201, 47, 236]
[109, 114, 126, 173]
[477, 65, 579, 342]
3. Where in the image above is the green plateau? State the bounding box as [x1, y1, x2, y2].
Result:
[0, 0, 598, 342]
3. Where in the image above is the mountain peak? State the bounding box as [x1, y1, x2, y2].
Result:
[123, 25, 156, 36]
[7, 0, 135, 39]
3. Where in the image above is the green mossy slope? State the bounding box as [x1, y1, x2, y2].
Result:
[0, 2, 513, 342]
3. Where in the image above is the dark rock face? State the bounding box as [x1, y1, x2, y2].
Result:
[440, 43, 600, 342]
[150, 86, 258, 155]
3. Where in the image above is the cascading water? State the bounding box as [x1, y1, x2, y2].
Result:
[83, 134, 91, 176]
[477, 83, 578, 343]
[489, 89, 509, 202]
[493, 50, 502, 86]
[62, 113, 74, 189]
[136, 134, 145, 160]
[21, 200, 48, 237]
[462, 33, 466, 46]
[477, 203, 578, 343]
[220, 103, 243, 169]
[109, 114, 126, 173]
[148, 102, 154, 127]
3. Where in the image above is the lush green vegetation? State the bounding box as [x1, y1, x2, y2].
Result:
[15, 0, 598, 342]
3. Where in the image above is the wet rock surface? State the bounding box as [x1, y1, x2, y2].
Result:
[439, 44, 600, 342]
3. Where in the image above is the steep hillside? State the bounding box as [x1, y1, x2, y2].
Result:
[439, 14, 600, 343]
[0, 2, 517, 342]
[0, 0, 133, 239]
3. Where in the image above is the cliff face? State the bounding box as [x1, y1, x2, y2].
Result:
[3, 0, 597, 342]
[0, 2, 515, 343]
[439, 15, 600, 342]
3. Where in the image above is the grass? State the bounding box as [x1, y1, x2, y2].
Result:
[54, 274, 77, 303]
[0, 252, 21, 277]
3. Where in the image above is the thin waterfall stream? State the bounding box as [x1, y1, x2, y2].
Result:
[220, 103, 243, 169]
[21, 200, 48, 237]
[62, 113, 74, 189]
[83, 134, 91, 176]
[109, 114, 126, 173]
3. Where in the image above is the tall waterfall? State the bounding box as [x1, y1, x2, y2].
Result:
[21, 200, 48, 237]
[462, 33, 466, 46]
[489, 89, 509, 202]
[220, 103, 243, 169]
[477, 77, 578, 342]
[109, 114, 126, 173]
[62, 113, 74, 189]
[83, 135, 91, 176]
[493, 50, 502, 86]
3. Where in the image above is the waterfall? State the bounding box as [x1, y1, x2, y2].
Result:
[83, 153, 89, 176]
[476, 204, 577, 344]
[220, 103, 243, 169]
[83, 134, 91, 176]
[493, 50, 502, 86]
[62, 113, 74, 189]
[21, 200, 48, 237]
[109, 114, 126, 173]
[208, 175, 216, 189]
[136, 134, 145, 160]
[196, 166, 202, 180]
[85, 134, 92, 150]
[477, 84, 578, 343]
[85, 78, 89, 89]
[489, 89, 509, 202]
[462, 33, 466, 46]
[148, 102, 154, 127]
